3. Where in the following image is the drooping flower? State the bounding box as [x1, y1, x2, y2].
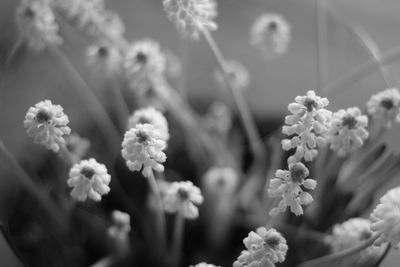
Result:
[202, 167, 238, 195]
[86, 42, 123, 76]
[24, 100, 71, 152]
[164, 181, 204, 219]
[233, 227, 288, 267]
[214, 59, 250, 91]
[67, 158, 111, 202]
[16, 0, 63, 52]
[65, 133, 90, 161]
[107, 210, 131, 242]
[250, 13, 291, 59]
[163, 0, 218, 40]
[370, 186, 400, 248]
[367, 88, 400, 128]
[282, 90, 331, 163]
[268, 162, 317, 216]
[121, 124, 167, 178]
[191, 263, 220, 267]
[127, 106, 169, 141]
[327, 107, 369, 157]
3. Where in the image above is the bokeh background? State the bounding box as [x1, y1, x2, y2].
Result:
[0, 0, 400, 266]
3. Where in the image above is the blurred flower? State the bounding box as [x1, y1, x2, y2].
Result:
[127, 106, 169, 141]
[191, 263, 220, 267]
[164, 181, 204, 219]
[148, 179, 172, 210]
[370, 186, 400, 248]
[367, 88, 400, 128]
[214, 59, 250, 91]
[24, 100, 71, 152]
[65, 133, 90, 161]
[282, 90, 331, 163]
[121, 124, 167, 178]
[87, 42, 123, 76]
[327, 107, 369, 157]
[268, 162, 317, 216]
[67, 158, 111, 202]
[163, 0, 218, 40]
[234, 227, 288, 267]
[203, 166, 238, 195]
[163, 49, 182, 79]
[107, 210, 131, 242]
[250, 13, 291, 59]
[204, 102, 232, 136]
[16, 0, 62, 52]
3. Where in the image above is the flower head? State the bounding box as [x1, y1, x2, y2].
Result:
[127, 106, 169, 141]
[191, 263, 220, 267]
[65, 133, 90, 161]
[268, 162, 317, 216]
[367, 88, 400, 128]
[24, 100, 71, 152]
[16, 0, 62, 52]
[250, 13, 291, 59]
[107, 210, 131, 242]
[328, 107, 369, 157]
[202, 167, 238, 195]
[282, 90, 331, 163]
[163, 0, 218, 40]
[370, 186, 400, 248]
[234, 227, 288, 267]
[164, 181, 204, 219]
[121, 124, 167, 178]
[215, 59, 250, 91]
[204, 102, 232, 136]
[87, 42, 123, 76]
[67, 158, 111, 202]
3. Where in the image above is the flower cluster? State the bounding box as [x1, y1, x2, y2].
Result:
[370, 186, 400, 248]
[67, 158, 111, 202]
[164, 181, 204, 219]
[367, 87, 400, 128]
[121, 123, 167, 178]
[250, 13, 291, 59]
[86, 42, 122, 76]
[282, 90, 331, 163]
[327, 107, 369, 157]
[127, 106, 169, 141]
[214, 59, 250, 91]
[16, 0, 62, 52]
[107, 210, 131, 242]
[268, 162, 317, 216]
[65, 133, 90, 162]
[163, 0, 218, 40]
[202, 166, 238, 195]
[233, 227, 288, 267]
[24, 100, 71, 152]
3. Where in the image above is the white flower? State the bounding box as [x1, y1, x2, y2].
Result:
[67, 158, 111, 202]
[234, 227, 288, 267]
[127, 106, 169, 141]
[87, 42, 122, 76]
[164, 181, 204, 219]
[202, 167, 238, 195]
[328, 107, 369, 157]
[121, 124, 167, 178]
[163, 0, 218, 40]
[24, 100, 71, 152]
[16, 0, 62, 52]
[214, 59, 250, 91]
[204, 102, 232, 136]
[107, 210, 131, 242]
[250, 13, 291, 59]
[370, 186, 400, 248]
[191, 263, 220, 267]
[367, 88, 400, 128]
[268, 162, 317, 216]
[282, 90, 331, 163]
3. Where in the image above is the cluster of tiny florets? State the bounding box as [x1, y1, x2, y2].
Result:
[327, 107, 369, 157]
[202, 166, 238, 195]
[268, 162, 317, 216]
[16, 0, 63, 52]
[282, 90, 331, 164]
[24, 100, 71, 152]
[67, 158, 111, 202]
[121, 124, 167, 178]
[367, 87, 400, 128]
[233, 227, 288, 267]
[107, 210, 131, 242]
[163, 0, 218, 40]
[164, 181, 204, 219]
[250, 13, 291, 59]
[86, 42, 123, 76]
[127, 106, 169, 141]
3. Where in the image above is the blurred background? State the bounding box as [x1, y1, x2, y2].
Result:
[0, 0, 400, 266]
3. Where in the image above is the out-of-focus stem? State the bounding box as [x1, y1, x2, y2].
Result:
[110, 77, 131, 132]
[316, 0, 328, 93]
[171, 212, 185, 266]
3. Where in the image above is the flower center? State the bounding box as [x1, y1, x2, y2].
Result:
[136, 52, 147, 64]
[265, 235, 281, 249]
[138, 117, 151, 124]
[360, 230, 372, 240]
[136, 130, 149, 143]
[177, 188, 189, 200]
[98, 46, 109, 57]
[268, 21, 278, 32]
[36, 109, 51, 124]
[380, 98, 394, 110]
[290, 163, 308, 183]
[342, 115, 357, 129]
[304, 97, 317, 112]
[80, 166, 95, 179]
[24, 7, 35, 18]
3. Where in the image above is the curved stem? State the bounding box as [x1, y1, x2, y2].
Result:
[296, 234, 379, 267]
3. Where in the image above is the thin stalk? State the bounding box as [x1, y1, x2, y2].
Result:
[177, 37, 189, 99]
[296, 234, 379, 267]
[110, 77, 131, 132]
[201, 29, 266, 164]
[316, 0, 328, 92]
[373, 244, 391, 267]
[171, 212, 185, 266]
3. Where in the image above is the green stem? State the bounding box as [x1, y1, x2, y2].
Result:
[296, 234, 379, 267]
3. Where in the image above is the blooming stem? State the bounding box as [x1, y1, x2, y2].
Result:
[171, 212, 185, 266]
[296, 233, 379, 267]
[201, 29, 266, 164]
